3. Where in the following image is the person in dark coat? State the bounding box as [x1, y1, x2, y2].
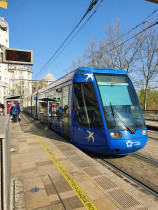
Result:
[10, 106, 13, 118]
[12, 104, 17, 122]
[16, 103, 21, 121]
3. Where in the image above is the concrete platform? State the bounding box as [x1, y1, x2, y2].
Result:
[10, 113, 158, 210]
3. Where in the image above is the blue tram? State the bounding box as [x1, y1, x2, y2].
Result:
[24, 67, 148, 155]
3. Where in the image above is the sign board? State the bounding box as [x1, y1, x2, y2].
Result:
[2, 47, 33, 65]
[34, 97, 38, 101]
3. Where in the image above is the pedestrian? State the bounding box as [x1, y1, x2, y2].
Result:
[16, 103, 21, 121]
[10, 106, 13, 118]
[12, 104, 17, 122]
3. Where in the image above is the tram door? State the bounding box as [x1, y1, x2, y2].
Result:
[73, 83, 104, 146]
[62, 86, 70, 140]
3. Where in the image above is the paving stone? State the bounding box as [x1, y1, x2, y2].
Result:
[38, 165, 56, 176]
[94, 197, 118, 210]
[23, 176, 45, 192]
[62, 196, 84, 210]
[59, 190, 76, 200]
[50, 174, 66, 183]
[36, 160, 53, 167]
[21, 166, 40, 179]
[33, 155, 52, 163]
[53, 180, 72, 193]
[32, 202, 65, 210]
[25, 189, 50, 209]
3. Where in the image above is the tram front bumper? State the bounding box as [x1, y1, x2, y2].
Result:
[109, 136, 148, 154]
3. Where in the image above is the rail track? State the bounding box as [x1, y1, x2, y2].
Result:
[134, 152, 158, 166]
[85, 126, 158, 197]
[98, 158, 158, 197]
[88, 145, 158, 198]
[147, 129, 158, 141]
[146, 118, 158, 131]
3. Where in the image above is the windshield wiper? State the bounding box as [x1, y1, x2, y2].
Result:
[109, 103, 135, 134]
[110, 102, 116, 126]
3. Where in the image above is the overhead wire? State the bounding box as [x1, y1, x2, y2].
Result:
[33, 0, 101, 80]
[54, 8, 158, 77]
[115, 20, 158, 48]
[34, 5, 158, 80]
[41, 0, 106, 77]
[114, 8, 158, 42]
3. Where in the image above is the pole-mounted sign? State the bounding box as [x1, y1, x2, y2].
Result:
[2, 48, 33, 65]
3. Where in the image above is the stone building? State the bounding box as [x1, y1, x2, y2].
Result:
[0, 17, 9, 104]
[8, 64, 33, 97]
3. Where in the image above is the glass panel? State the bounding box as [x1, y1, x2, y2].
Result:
[62, 86, 69, 139]
[46, 89, 62, 118]
[95, 74, 145, 130]
[74, 83, 103, 129]
[63, 86, 69, 118]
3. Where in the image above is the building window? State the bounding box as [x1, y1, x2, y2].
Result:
[11, 74, 15, 79]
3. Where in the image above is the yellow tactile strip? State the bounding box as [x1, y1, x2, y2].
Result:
[23, 115, 97, 210]
[35, 134, 97, 210]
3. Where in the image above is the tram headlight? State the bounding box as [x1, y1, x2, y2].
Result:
[141, 129, 147, 136]
[110, 132, 122, 138]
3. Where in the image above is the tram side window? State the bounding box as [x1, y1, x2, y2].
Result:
[48, 89, 62, 118]
[74, 83, 103, 129]
[62, 86, 69, 117]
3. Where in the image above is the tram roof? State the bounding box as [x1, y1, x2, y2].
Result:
[37, 67, 127, 95]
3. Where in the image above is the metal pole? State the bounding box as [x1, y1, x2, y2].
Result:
[35, 91, 38, 120]
[31, 96, 32, 117]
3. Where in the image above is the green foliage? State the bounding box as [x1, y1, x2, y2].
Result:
[137, 89, 158, 110]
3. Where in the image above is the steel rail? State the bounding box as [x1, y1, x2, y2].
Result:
[148, 130, 158, 140]
[146, 119, 158, 122]
[134, 153, 158, 165]
[147, 129, 158, 134]
[98, 158, 158, 197]
[146, 125, 158, 131]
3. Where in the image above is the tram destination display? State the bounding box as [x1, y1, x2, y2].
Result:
[2, 48, 33, 65]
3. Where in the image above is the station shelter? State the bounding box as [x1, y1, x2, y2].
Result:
[5, 96, 21, 115]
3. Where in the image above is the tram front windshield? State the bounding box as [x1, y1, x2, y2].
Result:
[95, 74, 145, 130]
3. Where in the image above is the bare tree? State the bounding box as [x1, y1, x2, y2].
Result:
[72, 18, 158, 111]
[102, 18, 141, 73]
[72, 54, 87, 69]
[73, 18, 140, 74]
[84, 36, 98, 67]
[136, 24, 158, 110]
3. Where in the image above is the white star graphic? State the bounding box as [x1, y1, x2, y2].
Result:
[83, 73, 94, 82]
[86, 130, 95, 144]
[126, 140, 132, 148]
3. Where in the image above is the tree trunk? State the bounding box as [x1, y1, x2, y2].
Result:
[144, 82, 148, 111]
